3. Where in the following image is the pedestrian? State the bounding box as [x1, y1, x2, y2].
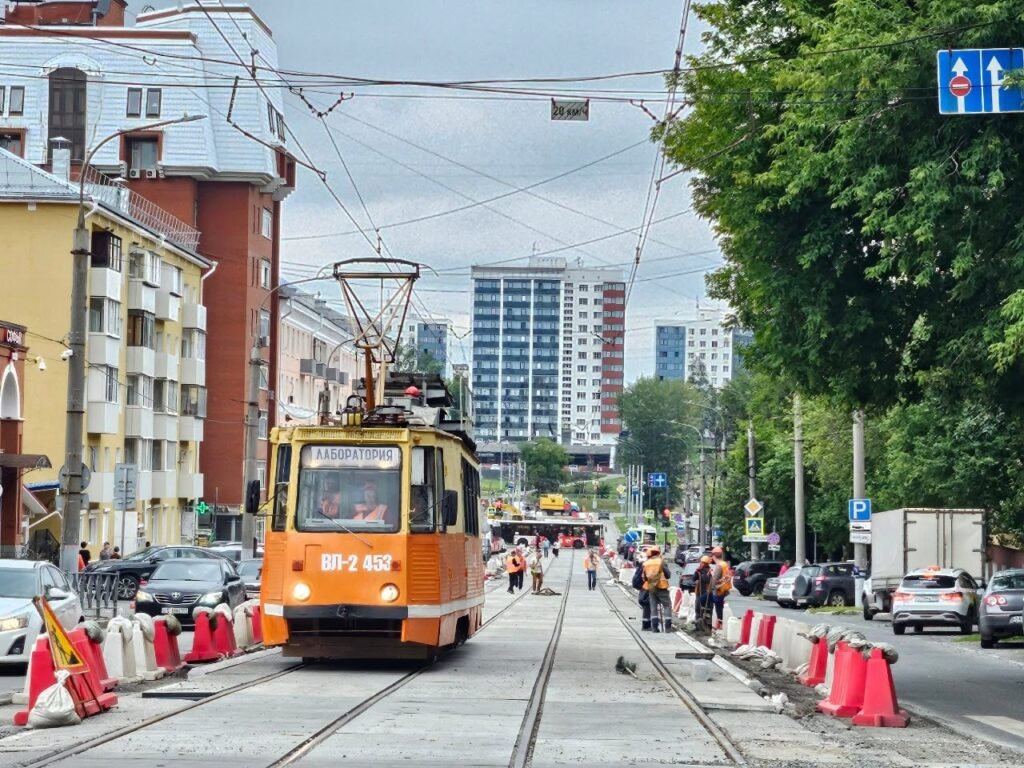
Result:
[78, 541, 91, 567]
[693, 556, 714, 630]
[529, 550, 544, 593]
[111, 546, 121, 559]
[99, 542, 113, 560]
[541, 536, 550, 558]
[551, 538, 560, 558]
[642, 546, 673, 633]
[779, 559, 791, 577]
[583, 549, 599, 591]
[144, 541, 151, 548]
[632, 562, 652, 631]
[76, 551, 86, 571]
[709, 546, 732, 629]
[506, 548, 525, 594]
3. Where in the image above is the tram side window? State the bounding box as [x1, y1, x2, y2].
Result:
[410, 446, 438, 533]
[462, 459, 480, 536]
[272, 444, 291, 531]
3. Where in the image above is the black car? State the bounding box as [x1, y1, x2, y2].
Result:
[133, 559, 245, 624]
[804, 562, 857, 607]
[237, 558, 263, 601]
[85, 545, 234, 599]
[677, 561, 701, 592]
[733, 560, 783, 596]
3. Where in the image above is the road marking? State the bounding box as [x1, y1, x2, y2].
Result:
[967, 716, 1024, 739]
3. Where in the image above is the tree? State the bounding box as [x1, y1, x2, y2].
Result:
[519, 439, 568, 494]
[662, 0, 1024, 411]
[392, 342, 443, 375]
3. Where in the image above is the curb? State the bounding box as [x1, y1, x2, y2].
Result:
[186, 646, 276, 680]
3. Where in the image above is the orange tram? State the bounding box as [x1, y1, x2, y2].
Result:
[252, 375, 484, 660]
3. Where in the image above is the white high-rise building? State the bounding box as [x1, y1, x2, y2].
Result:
[654, 307, 751, 388]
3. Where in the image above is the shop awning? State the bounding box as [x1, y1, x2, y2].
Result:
[22, 485, 50, 518]
[0, 453, 51, 469]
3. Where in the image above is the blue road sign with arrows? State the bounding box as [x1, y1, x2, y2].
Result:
[648, 472, 667, 488]
[937, 48, 1024, 115]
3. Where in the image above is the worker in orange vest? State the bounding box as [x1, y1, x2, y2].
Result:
[506, 548, 525, 594]
[642, 546, 673, 632]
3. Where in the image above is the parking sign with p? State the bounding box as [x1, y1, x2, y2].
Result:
[848, 498, 871, 523]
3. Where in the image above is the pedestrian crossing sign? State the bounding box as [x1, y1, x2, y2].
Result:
[33, 596, 86, 671]
[745, 517, 764, 535]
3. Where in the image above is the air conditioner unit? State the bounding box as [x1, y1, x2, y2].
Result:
[128, 169, 141, 179]
[145, 169, 158, 179]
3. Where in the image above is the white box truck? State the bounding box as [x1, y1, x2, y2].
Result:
[862, 508, 987, 620]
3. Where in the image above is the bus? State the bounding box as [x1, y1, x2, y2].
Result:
[253, 374, 483, 660]
[498, 520, 604, 551]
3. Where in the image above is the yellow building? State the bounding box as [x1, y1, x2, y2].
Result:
[0, 148, 212, 560]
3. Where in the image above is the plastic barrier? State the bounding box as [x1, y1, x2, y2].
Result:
[739, 609, 754, 645]
[669, 587, 683, 615]
[14, 637, 56, 725]
[799, 638, 828, 687]
[102, 617, 141, 684]
[69, 627, 116, 692]
[770, 618, 790, 659]
[184, 611, 221, 664]
[152, 617, 184, 673]
[131, 615, 165, 681]
[852, 648, 909, 727]
[725, 616, 742, 643]
[250, 605, 264, 645]
[233, 602, 255, 649]
[212, 604, 243, 658]
[817, 642, 868, 718]
[755, 614, 776, 649]
[825, 643, 837, 689]
[14, 636, 117, 726]
[787, 622, 814, 672]
[748, 613, 762, 646]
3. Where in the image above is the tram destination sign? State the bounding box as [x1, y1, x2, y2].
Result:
[302, 445, 402, 470]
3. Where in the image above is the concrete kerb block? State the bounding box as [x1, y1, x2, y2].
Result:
[102, 617, 141, 684]
[131, 614, 165, 681]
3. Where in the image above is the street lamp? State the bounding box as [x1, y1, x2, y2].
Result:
[60, 114, 207, 574]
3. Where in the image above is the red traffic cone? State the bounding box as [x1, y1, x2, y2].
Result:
[184, 612, 221, 663]
[799, 639, 828, 687]
[852, 648, 909, 727]
[817, 642, 867, 718]
[69, 627, 116, 692]
[14, 637, 57, 726]
[250, 605, 264, 645]
[213, 611, 241, 657]
[153, 618, 184, 672]
[739, 609, 754, 645]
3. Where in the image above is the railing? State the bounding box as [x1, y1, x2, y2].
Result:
[81, 165, 201, 252]
[68, 571, 120, 620]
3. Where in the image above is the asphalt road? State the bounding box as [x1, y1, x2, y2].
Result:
[728, 592, 1024, 751]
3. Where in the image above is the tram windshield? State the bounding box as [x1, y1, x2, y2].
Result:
[296, 445, 402, 533]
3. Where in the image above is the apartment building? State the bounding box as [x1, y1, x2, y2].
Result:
[654, 307, 751, 388]
[0, 147, 210, 556]
[470, 257, 625, 446]
[0, 0, 296, 538]
[399, 316, 452, 377]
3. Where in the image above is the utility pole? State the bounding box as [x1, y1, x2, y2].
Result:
[698, 452, 707, 547]
[794, 394, 806, 565]
[241, 339, 261, 558]
[748, 423, 759, 559]
[852, 409, 867, 570]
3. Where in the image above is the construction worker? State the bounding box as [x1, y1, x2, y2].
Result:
[529, 549, 544, 593]
[693, 556, 714, 631]
[506, 548, 525, 594]
[582, 549, 599, 591]
[710, 546, 732, 629]
[631, 563, 652, 630]
[642, 546, 673, 633]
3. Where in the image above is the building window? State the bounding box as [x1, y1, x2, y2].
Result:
[126, 88, 142, 117]
[126, 374, 152, 407]
[127, 137, 158, 172]
[258, 310, 271, 341]
[8, 86, 24, 116]
[48, 68, 86, 161]
[126, 310, 155, 349]
[88, 298, 121, 336]
[180, 385, 207, 418]
[0, 131, 23, 157]
[163, 264, 183, 296]
[129, 249, 161, 286]
[260, 209, 273, 239]
[151, 440, 163, 472]
[259, 258, 272, 288]
[181, 329, 206, 360]
[153, 378, 178, 414]
[258, 410, 268, 439]
[145, 88, 162, 118]
[91, 231, 123, 271]
[257, 460, 267, 491]
[266, 102, 285, 141]
[103, 366, 119, 404]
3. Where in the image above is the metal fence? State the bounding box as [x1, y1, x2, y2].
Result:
[68, 571, 120, 621]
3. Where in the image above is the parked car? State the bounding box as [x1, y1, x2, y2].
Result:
[0, 559, 82, 665]
[237, 558, 263, 601]
[891, 567, 980, 635]
[134, 559, 245, 624]
[775, 566, 806, 607]
[763, 575, 781, 603]
[677, 561, 701, 592]
[733, 560, 783, 596]
[806, 562, 857, 607]
[85, 545, 234, 599]
[978, 568, 1024, 648]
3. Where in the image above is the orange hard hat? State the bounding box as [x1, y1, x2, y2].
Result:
[700, 556, 712, 564]
[712, 546, 724, 555]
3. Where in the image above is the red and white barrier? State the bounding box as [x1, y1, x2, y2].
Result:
[131, 614, 165, 681]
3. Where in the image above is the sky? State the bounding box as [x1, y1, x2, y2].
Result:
[149, 0, 724, 380]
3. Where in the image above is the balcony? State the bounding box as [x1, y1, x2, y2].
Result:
[155, 290, 181, 323]
[150, 470, 174, 499]
[135, 471, 152, 501]
[182, 303, 207, 331]
[155, 352, 179, 381]
[86, 402, 119, 435]
[89, 268, 122, 301]
[125, 407, 154, 439]
[127, 280, 156, 313]
[126, 347, 155, 377]
[153, 413, 179, 442]
[86, 471, 115, 505]
[179, 415, 204, 443]
[180, 358, 205, 387]
[87, 334, 120, 368]
[82, 165, 201, 252]
[176, 473, 203, 500]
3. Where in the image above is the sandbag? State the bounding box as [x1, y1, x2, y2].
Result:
[873, 642, 899, 665]
[133, 613, 155, 642]
[27, 670, 81, 729]
[193, 605, 216, 628]
[108, 616, 133, 643]
[213, 603, 233, 621]
[162, 614, 183, 637]
[82, 620, 105, 644]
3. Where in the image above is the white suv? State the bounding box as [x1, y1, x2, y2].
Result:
[891, 567, 979, 635]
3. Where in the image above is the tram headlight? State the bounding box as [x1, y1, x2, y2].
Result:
[379, 583, 400, 603]
[292, 582, 311, 602]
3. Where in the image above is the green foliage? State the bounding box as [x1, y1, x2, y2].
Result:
[519, 438, 569, 494]
[392, 342, 443, 375]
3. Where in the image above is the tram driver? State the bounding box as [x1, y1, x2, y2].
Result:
[319, 476, 342, 518]
[353, 480, 389, 521]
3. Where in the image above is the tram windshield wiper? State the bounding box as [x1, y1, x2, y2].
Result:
[312, 509, 374, 548]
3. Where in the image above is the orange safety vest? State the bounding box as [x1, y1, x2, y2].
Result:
[354, 504, 387, 521]
[506, 554, 524, 573]
[583, 555, 597, 571]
